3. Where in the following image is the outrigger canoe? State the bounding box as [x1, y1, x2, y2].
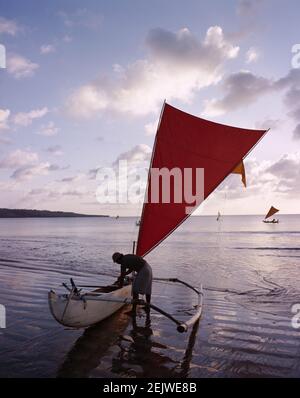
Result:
[49, 281, 132, 328]
[49, 277, 203, 332]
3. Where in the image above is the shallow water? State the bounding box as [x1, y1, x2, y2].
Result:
[0, 215, 299, 378]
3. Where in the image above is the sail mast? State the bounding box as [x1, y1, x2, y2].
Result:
[136, 100, 166, 253]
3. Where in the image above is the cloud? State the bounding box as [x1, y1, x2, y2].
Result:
[63, 35, 72, 43]
[66, 26, 239, 118]
[66, 84, 109, 118]
[27, 173, 92, 202]
[0, 136, 11, 145]
[275, 68, 300, 90]
[203, 70, 274, 116]
[0, 109, 10, 131]
[59, 175, 80, 183]
[225, 0, 265, 42]
[112, 144, 152, 168]
[288, 102, 300, 119]
[7, 54, 39, 79]
[87, 168, 99, 180]
[292, 124, 300, 140]
[10, 162, 65, 181]
[28, 186, 89, 199]
[40, 44, 56, 54]
[236, 0, 264, 18]
[144, 120, 158, 136]
[276, 69, 300, 140]
[92, 144, 152, 206]
[202, 67, 300, 134]
[0, 148, 64, 181]
[13, 107, 48, 127]
[264, 153, 300, 194]
[37, 121, 59, 136]
[245, 47, 259, 63]
[59, 189, 87, 197]
[255, 118, 282, 130]
[216, 152, 300, 202]
[0, 149, 39, 168]
[0, 16, 20, 35]
[46, 145, 63, 156]
[146, 26, 239, 66]
[58, 9, 103, 30]
[11, 162, 52, 181]
[266, 153, 300, 181]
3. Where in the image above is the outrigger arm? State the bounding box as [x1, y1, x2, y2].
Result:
[153, 278, 203, 332]
[80, 282, 203, 333]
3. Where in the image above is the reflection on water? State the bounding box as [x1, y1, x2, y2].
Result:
[0, 215, 300, 377]
[108, 312, 177, 378]
[57, 307, 131, 378]
[58, 306, 200, 378]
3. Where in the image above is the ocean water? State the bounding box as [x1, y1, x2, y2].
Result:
[0, 215, 299, 378]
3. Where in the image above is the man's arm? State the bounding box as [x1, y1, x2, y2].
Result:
[117, 265, 133, 286]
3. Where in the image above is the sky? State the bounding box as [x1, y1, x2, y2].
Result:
[0, 0, 300, 216]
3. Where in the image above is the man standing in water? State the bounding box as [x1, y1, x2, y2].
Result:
[112, 252, 152, 316]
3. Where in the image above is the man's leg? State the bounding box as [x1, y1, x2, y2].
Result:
[144, 294, 151, 313]
[124, 291, 138, 316]
[132, 292, 138, 315]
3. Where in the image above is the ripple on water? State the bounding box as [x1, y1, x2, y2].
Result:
[0, 216, 300, 377]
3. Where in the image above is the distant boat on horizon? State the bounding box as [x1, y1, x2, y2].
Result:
[263, 206, 279, 223]
[216, 211, 221, 221]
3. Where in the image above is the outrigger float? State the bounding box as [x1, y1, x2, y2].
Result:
[49, 102, 268, 333]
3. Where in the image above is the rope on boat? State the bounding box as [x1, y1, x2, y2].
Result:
[61, 288, 75, 322]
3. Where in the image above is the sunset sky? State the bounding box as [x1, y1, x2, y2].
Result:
[0, 0, 300, 216]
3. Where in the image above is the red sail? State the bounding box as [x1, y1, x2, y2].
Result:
[136, 103, 267, 257]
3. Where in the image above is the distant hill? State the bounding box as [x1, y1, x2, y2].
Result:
[0, 208, 109, 218]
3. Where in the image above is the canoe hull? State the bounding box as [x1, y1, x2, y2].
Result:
[48, 284, 132, 328]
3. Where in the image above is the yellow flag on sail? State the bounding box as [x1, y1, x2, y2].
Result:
[232, 160, 246, 187]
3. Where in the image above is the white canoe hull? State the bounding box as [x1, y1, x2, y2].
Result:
[48, 284, 132, 328]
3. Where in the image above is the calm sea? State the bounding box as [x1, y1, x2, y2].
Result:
[0, 215, 299, 378]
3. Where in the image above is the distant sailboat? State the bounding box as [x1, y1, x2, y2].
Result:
[263, 206, 279, 223]
[136, 219, 141, 226]
[216, 211, 221, 221]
